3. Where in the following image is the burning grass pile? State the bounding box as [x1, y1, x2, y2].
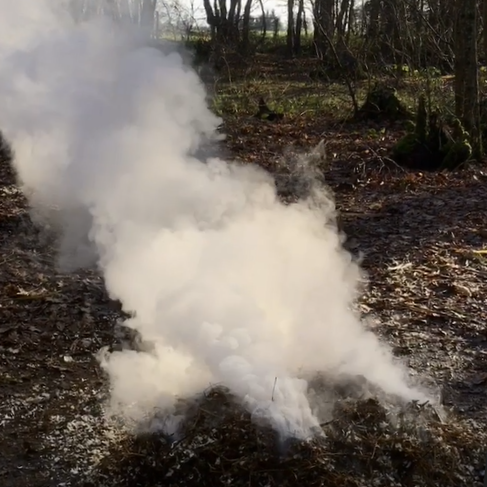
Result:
[86, 379, 487, 487]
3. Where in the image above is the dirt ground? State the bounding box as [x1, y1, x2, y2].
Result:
[1, 71, 487, 486]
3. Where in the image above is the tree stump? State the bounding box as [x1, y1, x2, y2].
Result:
[391, 96, 471, 171]
[254, 98, 284, 122]
[357, 85, 411, 121]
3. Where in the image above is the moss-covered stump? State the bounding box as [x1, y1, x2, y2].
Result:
[357, 85, 411, 121]
[440, 119, 472, 170]
[391, 96, 471, 171]
[254, 97, 284, 122]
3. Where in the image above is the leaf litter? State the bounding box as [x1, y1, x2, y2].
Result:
[1, 115, 487, 486]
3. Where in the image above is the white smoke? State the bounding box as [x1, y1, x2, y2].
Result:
[1, 1, 430, 439]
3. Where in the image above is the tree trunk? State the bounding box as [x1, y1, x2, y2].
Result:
[287, 0, 295, 56]
[203, 0, 241, 45]
[367, 0, 381, 40]
[294, 0, 305, 55]
[483, 0, 487, 61]
[455, 0, 482, 159]
[336, 0, 350, 41]
[140, 0, 156, 33]
[313, 0, 334, 58]
[240, 0, 253, 54]
[381, 0, 400, 62]
[345, 0, 355, 42]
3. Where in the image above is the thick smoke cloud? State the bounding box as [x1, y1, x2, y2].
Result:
[1, 0, 429, 439]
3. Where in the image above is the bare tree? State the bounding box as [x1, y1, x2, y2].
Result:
[203, 0, 241, 43]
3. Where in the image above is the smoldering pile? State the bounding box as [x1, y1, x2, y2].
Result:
[87, 375, 486, 487]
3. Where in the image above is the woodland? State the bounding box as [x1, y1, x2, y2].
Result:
[1, 1, 487, 486]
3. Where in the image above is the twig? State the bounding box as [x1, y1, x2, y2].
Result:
[369, 435, 382, 462]
[271, 377, 278, 402]
[365, 145, 406, 173]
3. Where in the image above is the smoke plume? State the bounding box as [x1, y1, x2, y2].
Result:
[1, 1, 429, 439]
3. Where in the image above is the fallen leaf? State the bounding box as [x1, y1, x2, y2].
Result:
[453, 284, 472, 297]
